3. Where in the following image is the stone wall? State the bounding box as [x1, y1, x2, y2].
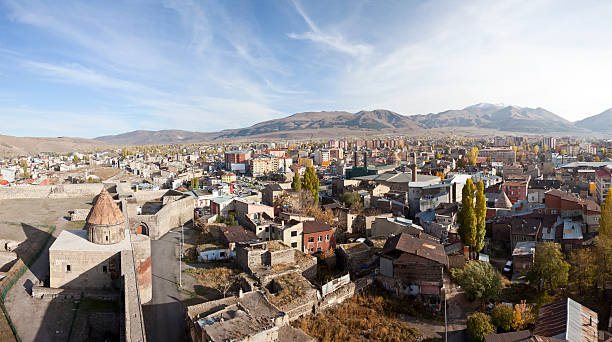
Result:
[120, 249, 146, 342]
[0, 183, 104, 200]
[269, 248, 295, 266]
[49, 250, 120, 290]
[131, 235, 152, 304]
[31, 286, 120, 301]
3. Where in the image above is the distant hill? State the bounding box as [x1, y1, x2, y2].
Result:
[94, 104, 593, 145]
[412, 103, 578, 133]
[94, 130, 215, 145]
[575, 108, 612, 133]
[0, 135, 109, 156]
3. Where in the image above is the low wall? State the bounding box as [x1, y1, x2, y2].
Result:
[31, 286, 120, 301]
[0, 184, 104, 200]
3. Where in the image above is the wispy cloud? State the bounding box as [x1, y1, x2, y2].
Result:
[287, 0, 372, 57]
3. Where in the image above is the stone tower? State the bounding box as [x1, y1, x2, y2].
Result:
[85, 189, 126, 244]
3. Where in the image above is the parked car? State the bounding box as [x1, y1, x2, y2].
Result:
[503, 260, 513, 274]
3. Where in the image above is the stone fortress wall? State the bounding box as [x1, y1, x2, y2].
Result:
[0, 184, 104, 200]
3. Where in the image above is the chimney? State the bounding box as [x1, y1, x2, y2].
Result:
[411, 164, 417, 182]
[363, 151, 368, 169]
[412, 152, 417, 165]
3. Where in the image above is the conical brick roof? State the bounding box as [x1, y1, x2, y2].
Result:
[86, 188, 125, 225]
[495, 191, 513, 209]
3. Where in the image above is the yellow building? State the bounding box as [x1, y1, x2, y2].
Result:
[298, 158, 313, 168]
[222, 172, 237, 183]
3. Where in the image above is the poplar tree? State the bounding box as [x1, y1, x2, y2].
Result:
[458, 178, 477, 248]
[302, 166, 319, 205]
[474, 181, 487, 252]
[291, 172, 301, 191]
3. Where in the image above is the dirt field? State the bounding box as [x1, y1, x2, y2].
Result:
[0, 197, 94, 342]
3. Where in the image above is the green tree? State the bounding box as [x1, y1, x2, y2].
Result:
[474, 181, 486, 252]
[468, 147, 479, 166]
[73, 155, 80, 165]
[302, 166, 319, 205]
[601, 188, 612, 236]
[527, 242, 569, 293]
[451, 261, 502, 303]
[458, 178, 477, 249]
[291, 172, 302, 191]
[193, 177, 199, 189]
[467, 312, 495, 342]
[340, 192, 361, 207]
[490, 304, 513, 332]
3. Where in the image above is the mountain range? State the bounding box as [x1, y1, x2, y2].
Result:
[2, 103, 611, 155]
[94, 103, 610, 145]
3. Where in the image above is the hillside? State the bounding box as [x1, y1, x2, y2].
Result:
[0, 135, 109, 156]
[575, 108, 612, 133]
[94, 104, 591, 145]
[412, 103, 578, 133]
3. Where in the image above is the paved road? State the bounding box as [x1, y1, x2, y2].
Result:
[142, 229, 187, 342]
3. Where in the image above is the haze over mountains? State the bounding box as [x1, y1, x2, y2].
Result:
[95, 103, 610, 145]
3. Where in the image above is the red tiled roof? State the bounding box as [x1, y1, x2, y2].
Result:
[596, 169, 611, 179]
[303, 220, 333, 234]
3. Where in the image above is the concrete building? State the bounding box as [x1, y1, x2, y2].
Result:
[596, 168, 611, 203]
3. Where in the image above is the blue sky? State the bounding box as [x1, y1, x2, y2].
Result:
[1, 0, 612, 138]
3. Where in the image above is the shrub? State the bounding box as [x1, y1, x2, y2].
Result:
[467, 312, 495, 342]
[490, 304, 513, 332]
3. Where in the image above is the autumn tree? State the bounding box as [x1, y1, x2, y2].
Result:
[467, 312, 495, 342]
[20, 159, 29, 178]
[593, 189, 612, 289]
[291, 172, 302, 191]
[512, 300, 532, 331]
[527, 242, 569, 293]
[468, 147, 479, 166]
[569, 248, 596, 295]
[458, 178, 477, 250]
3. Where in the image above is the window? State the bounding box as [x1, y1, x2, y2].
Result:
[325, 234, 329, 241]
[220, 252, 226, 257]
[308, 237, 314, 243]
[102, 266, 107, 273]
[291, 231, 297, 237]
[317, 247, 322, 253]
[318, 236, 322, 242]
[66, 265, 71, 272]
[309, 247, 314, 252]
[291, 242, 298, 248]
[105, 236, 109, 241]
